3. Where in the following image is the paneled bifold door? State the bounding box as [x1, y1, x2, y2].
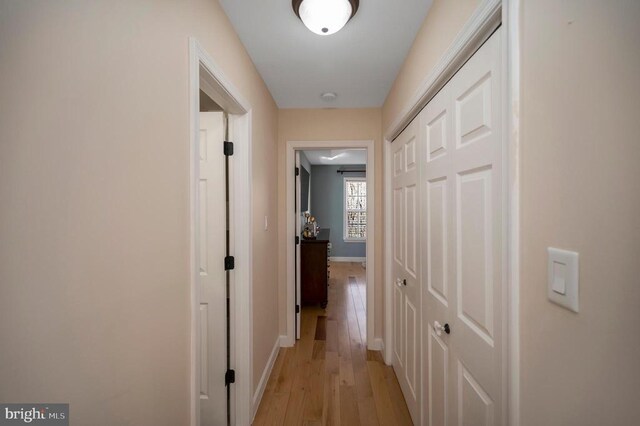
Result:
[392, 118, 421, 424]
[391, 27, 504, 425]
[421, 28, 503, 425]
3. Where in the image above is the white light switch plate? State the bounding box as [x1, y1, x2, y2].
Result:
[547, 247, 579, 312]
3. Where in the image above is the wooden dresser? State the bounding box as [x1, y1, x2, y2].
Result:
[301, 228, 330, 308]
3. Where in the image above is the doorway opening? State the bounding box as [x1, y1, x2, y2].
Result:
[285, 141, 377, 351]
[295, 149, 368, 346]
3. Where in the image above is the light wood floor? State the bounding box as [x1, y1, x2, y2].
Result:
[253, 262, 413, 425]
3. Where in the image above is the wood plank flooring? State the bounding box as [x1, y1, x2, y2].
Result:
[253, 262, 413, 425]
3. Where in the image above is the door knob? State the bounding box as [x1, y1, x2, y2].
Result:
[403, 278, 407, 286]
[434, 321, 451, 336]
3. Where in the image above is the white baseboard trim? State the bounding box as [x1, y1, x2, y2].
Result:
[329, 256, 366, 263]
[369, 337, 384, 351]
[279, 334, 294, 348]
[251, 336, 282, 421]
[380, 339, 392, 366]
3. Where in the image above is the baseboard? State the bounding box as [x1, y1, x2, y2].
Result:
[252, 336, 282, 421]
[279, 334, 294, 348]
[329, 256, 366, 262]
[369, 337, 384, 351]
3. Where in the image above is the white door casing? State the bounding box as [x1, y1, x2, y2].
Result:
[295, 152, 302, 340]
[284, 140, 376, 350]
[190, 37, 255, 425]
[422, 28, 504, 425]
[198, 111, 227, 425]
[391, 119, 421, 424]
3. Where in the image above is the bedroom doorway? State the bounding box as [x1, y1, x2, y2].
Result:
[285, 140, 377, 351]
[295, 149, 368, 341]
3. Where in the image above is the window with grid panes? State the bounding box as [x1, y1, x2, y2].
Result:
[344, 177, 366, 241]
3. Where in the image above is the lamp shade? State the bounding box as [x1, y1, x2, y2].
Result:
[293, 0, 359, 36]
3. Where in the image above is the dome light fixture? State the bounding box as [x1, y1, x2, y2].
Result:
[292, 0, 360, 36]
[321, 92, 337, 102]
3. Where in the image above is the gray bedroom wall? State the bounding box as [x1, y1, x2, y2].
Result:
[299, 151, 311, 173]
[310, 165, 366, 258]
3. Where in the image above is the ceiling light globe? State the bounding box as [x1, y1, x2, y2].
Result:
[299, 0, 353, 36]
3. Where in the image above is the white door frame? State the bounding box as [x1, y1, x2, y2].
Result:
[284, 140, 377, 350]
[382, 0, 520, 424]
[189, 38, 253, 426]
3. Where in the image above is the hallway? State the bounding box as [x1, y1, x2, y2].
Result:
[254, 262, 412, 425]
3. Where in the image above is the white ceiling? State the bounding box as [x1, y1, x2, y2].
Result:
[219, 0, 433, 109]
[303, 149, 366, 165]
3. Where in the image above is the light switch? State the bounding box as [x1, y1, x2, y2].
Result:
[552, 261, 567, 295]
[547, 248, 579, 312]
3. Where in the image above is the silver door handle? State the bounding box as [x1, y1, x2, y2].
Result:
[433, 321, 451, 336]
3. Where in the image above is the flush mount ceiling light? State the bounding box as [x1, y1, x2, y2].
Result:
[292, 0, 359, 36]
[321, 92, 337, 102]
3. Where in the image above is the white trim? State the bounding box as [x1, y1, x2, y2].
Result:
[370, 337, 384, 351]
[384, 0, 502, 142]
[251, 337, 281, 422]
[329, 256, 366, 263]
[505, 0, 521, 424]
[286, 140, 376, 350]
[343, 176, 367, 242]
[189, 37, 253, 426]
[383, 137, 394, 365]
[278, 334, 290, 347]
[381, 0, 520, 423]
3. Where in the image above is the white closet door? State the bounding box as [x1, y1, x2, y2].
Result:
[198, 111, 227, 425]
[421, 28, 503, 426]
[392, 118, 421, 424]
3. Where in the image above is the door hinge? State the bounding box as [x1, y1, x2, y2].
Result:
[295, 304, 300, 314]
[295, 167, 299, 176]
[224, 256, 235, 271]
[225, 369, 235, 386]
[295, 236, 300, 245]
[223, 141, 234, 156]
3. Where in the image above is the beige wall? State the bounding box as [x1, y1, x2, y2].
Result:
[520, 1, 640, 424]
[384, 0, 640, 424]
[277, 109, 383, 337]
[0, 0, 278, 424]
[382, 0, 481, 132]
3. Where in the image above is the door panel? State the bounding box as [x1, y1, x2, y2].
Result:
[420, 77, 452, 426]
[458, 362, 494, 426]
[450, 28, 503, 426]
[428, 327, 448, 426]
[426, 178, 448, 307]
[392, 119, 421, 424]
[405, 184, 418, 278]
[421, 28, 503, 426]
[394, 188, 404, 264]
[394, 283, 404, 366]
[405, 297, 417, 397]
[457, 167, 494, 345]
[456, 73, 493, 148]
[198, 111, 227, 425]
[426, 110, 448, 162]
